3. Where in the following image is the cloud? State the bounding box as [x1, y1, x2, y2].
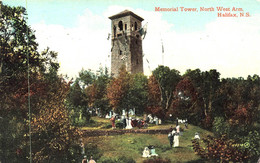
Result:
[32, 9, 111, 78]
[32, 6, 260, 79]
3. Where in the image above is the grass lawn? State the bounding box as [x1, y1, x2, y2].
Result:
[81, 117, 213, 162]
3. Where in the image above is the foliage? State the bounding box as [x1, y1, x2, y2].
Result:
[183, 69, 221, 128]
[85, 67, 111, 115]
[170, 77, 202, 124]
[107, 66, 131, 113]
[143, 157, 171, 163]
[67, 80, 90, 126]
[107, 66, 148, 115]
[0, 2, 82, 162]
[219, 77, 259, 126]
[66, 67, 111, 126]
[147, 66, 181, 118]
[192, 134, 258, 162]
[84, 143, 103, 161]
[239, 130, 260, 161]
[212, 117, 230, 137]
[127, 73, 148, 115]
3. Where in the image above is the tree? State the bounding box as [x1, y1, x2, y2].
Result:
[147, 66, 181, 118]
[107, 66, 131, 114]
[0, 3, 81, 162]
[218, 77, 259, 134]
[171, 77, 202, 123]
[107, 66, 148, 115]
[184, 69, 221, 127]
[31, 77, 82, 162]
[127, 73, 148, 115]
[85, 67, 111, 115]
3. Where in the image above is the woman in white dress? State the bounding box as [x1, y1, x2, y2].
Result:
[126, 117, 133, 129]
[142, 147, 151, 157]
[172, 129, 179, 147]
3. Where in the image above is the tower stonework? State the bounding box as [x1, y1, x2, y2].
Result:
[109, 10, 144, 77]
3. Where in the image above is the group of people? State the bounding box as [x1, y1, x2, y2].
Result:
[168, 124, 180, 148]
[142, 145, 159, 158]
[82, 155, 96, 163]
[167, 118, 201, 148]
[110, 115, 149, 129]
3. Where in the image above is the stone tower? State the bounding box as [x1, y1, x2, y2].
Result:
[109, 10, 144, 76]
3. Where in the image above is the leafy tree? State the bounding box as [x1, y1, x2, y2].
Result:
[107, 66, 148, 115]
[217, 77, 259, 139]
[85, 67, 111, 115]
[200, 70, 221, 127]
[31, 77, 82, 162]
[147, 66, 181, 118]
[171, 77, 202, 124]
[184, 69, 221, 127]
[0, 2, 82, 162]
[107, 66, 131, 114]
[127, 73, 148, 115]
[78, 68, 96, 88]
[146, 75, 162, 118]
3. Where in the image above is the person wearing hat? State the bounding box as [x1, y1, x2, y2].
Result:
[82, 155, 88, 163]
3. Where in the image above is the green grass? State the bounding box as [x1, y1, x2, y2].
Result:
[81, 116, 112, 130]
[82, 117, 213, 163]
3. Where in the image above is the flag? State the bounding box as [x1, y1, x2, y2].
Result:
[162, 43, 164, 53]
[139, 23, 148, 40]
[161, 38, 164, 53]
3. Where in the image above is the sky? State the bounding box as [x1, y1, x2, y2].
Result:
[3, 0, 260, 79]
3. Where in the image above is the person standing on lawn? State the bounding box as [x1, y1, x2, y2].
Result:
[110, 115, 116, 129]
[168, 131, 174, 148]
[173, 129, 179, 147]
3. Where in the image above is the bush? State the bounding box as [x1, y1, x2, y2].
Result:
[212, 117, 230, 137]
[85, 143, 102, 161]
[116, 122, 124, 129]
[192, 134, 257, 162]
[143, 157, 171, 163]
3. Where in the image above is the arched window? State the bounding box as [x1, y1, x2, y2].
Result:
[125, 24, 127, 30]
[134, 22, 137, 30]
[118, 21, 123, 31]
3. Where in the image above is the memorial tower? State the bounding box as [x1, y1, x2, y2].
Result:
[109, 10, 144, 76]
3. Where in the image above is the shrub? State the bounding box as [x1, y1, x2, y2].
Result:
[143, 157, 171, 163]
[192, 134, 257, 162]
[85, 143, 102, 161]
[212, 117, 230, 137]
